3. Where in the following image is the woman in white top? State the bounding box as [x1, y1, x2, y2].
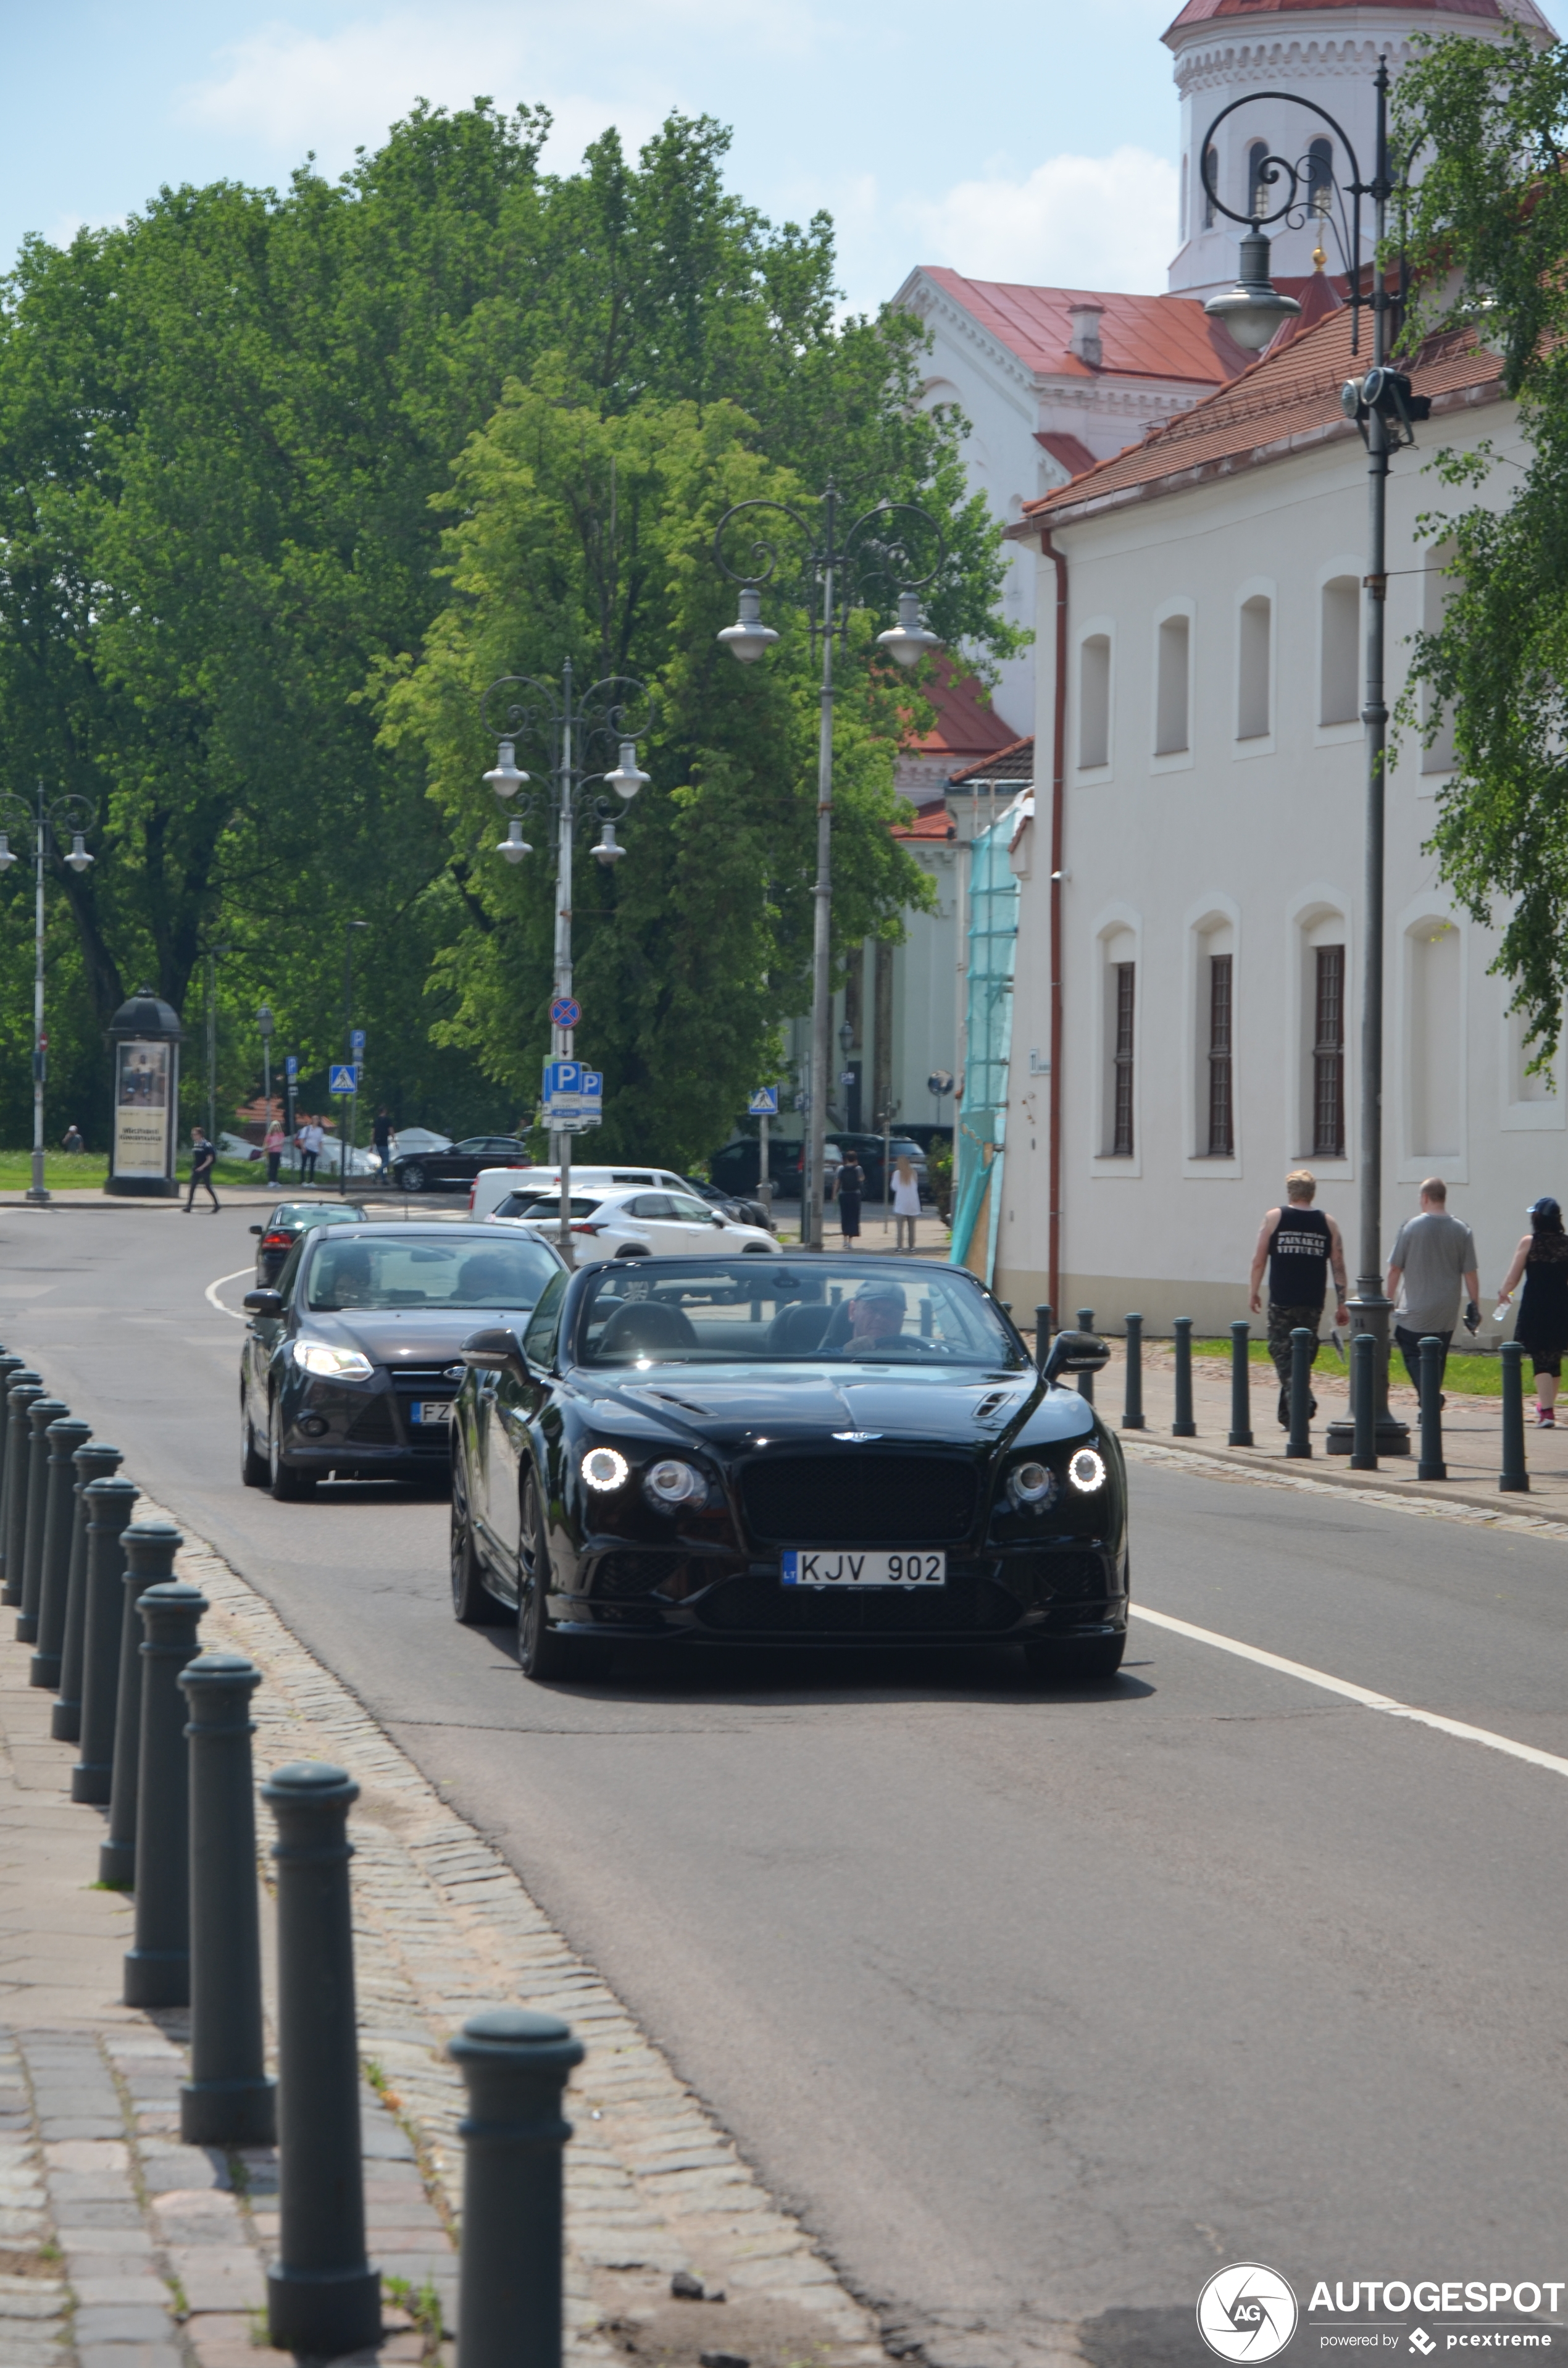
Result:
[891, 1154, 921, 1253]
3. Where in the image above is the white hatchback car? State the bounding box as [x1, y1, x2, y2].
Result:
[490, 1184, 780, 1263]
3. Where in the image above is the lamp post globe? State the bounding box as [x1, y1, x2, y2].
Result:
[1202, 225, 1302, 353]
[717, 587, 780, 666]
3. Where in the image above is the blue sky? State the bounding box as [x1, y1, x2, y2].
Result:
[9, 4, 1568, 316]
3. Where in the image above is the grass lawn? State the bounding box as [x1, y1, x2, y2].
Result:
[1191, 1334, 1514, 1397]
[0, 1152, 110, 1190]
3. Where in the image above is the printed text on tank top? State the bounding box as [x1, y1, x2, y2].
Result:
[1267, 1207, 1332, 1310]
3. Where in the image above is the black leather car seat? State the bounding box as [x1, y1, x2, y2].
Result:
[766, 1301, 833, 1353]
[597, 1300, 699, 1356]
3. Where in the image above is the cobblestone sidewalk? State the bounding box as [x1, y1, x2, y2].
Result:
[0, 1490, 893, 2368]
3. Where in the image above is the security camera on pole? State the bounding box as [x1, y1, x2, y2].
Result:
[0, 784, 95, 1205]
[479, 666, 653, 1263]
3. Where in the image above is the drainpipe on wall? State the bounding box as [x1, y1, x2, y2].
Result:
[1041, 526, 1069, 1319]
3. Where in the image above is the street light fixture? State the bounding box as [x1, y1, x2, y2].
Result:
[713, 483, 946, 1248]
[0, 782, 96, 1204]
[479, 661, 654, 1260]
[1199, 59, 1422, 1457]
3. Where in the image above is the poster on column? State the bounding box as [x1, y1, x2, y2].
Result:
[114, 1040, 170, 1175]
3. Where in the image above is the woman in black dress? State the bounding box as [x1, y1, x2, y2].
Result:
[836, 1152, 864, 1244]
[1498, 1194, 1568, 1425]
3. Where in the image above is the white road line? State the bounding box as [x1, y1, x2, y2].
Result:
[1133, 1601, 1568, 1784]
[204, 1268, 253, 1323]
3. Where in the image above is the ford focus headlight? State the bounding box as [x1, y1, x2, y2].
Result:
[293, 1342, 373, 1381]
[1006, 1459, 1057, 1510]
[643, 1458, 704, 1508]
[582, 1446, 629, 1492]
[1067, 1447, 1107, 1494]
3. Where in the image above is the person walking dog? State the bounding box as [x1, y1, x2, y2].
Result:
[891, 1153, 922, 1254]
[184, 1126, 220, 1213]
[1386, 1177, 1479, 1399]
[1496, 1196, 1568, 1426]
[1248, 1170, 1349, 1426]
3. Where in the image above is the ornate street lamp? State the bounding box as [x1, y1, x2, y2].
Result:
[0, 783, 96, 1205]
[714, 485, 945, 1248]
[1199, 61, 1427, 1460]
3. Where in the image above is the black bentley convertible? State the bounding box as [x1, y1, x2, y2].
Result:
[449, 1255, 1125, 1683]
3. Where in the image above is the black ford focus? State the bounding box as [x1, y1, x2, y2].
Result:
[449, 1255, 1125, 1683]
[241, 1222, 565, 1498]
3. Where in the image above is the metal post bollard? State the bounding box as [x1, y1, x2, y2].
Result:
[180, 1654, 275, 2146]
[450, 2009, 585, 2368]
[99, 1522, 182, 1886]
[0, 1371, 40, 1607]
[1034, 1305, 1053, 1370]
[1172, 1318, 1196, 1437]
[1501, 1341, 1530, 1494]
[71, 1478, 138, 1804]
[1286, 1327, 1314, 1460]
[123, 1581, 207, 2008]
[1418, 1336, 1448, 1483]
[0, 1352, 26, 1590]
[13, 1392, 61, 1637]
[53, 1442, 123, 1743]
[1228, 1321, 1254, 1446]
[264, 1762, 382, 2361]
[1076, 1309, 1096, 1404]
[1121, 1315, 1145, 1431]
[31, 1416, 90, 1690]
[1351, 1334, 1378, 1471]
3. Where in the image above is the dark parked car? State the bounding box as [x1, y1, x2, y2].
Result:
[391, 1136, 529, 1193]
[448, 1255, 1122, 1683]
[684, 1178, 772, 1229]
[708, 1136, 799, 1200]
[249, 1200, 370, 1286]
[240, 1221, 564, 1499]
[791, 1132, 928, 1202]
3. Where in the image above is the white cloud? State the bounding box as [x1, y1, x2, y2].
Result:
[904, 146, 1180, 294]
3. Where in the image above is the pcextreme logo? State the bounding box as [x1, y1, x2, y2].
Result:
[1198, 2264, 1300, 2361]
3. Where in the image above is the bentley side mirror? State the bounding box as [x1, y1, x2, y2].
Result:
[243, 1289, 284, 1318]
[1043, 1328, 1110, 1384]
[461, 1325, 526, 1372]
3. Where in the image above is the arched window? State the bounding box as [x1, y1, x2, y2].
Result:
[1203, 146, 1217, 230]
[1307, 137, 1333, 219]
[1248, 140, 1271, 220]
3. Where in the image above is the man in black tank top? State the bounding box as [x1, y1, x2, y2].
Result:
[1248, 1169, 1349, 1426]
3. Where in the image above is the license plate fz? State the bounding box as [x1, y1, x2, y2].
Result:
[782, 1549, 945, 1589]
[411, 1402, 452, 1425]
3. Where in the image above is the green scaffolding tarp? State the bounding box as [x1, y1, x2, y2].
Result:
[949, 801, 1021, 1286]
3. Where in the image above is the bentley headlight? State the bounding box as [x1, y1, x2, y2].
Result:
[1006, 1459, 1056, 1510]
[1067, 1447, 1107, 1494]
[293, 1341, 373, 1381]
[582, 1446, 629, 1492]
[643, 1458, 704, 1508]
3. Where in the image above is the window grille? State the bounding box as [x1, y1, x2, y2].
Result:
[1112, 963, 1135, 1156]
[1312, 945, 1345, 1157]
[1207, 954, 1233, 1157]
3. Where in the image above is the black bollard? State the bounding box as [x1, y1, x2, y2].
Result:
[30, 1416, 90, 1690]
[1034, 1305, 1053, 1370]
[99, 1522, 181, 1886]
[1228, 1321, 1254, 1447]
[1417, 1335, 1448, 1483]
[0, 1370, 40, 1607]
[1121, 1315, 1146, 1431]
[1351, 1334, 1378, 1471]
[72, 1478, 139, 1804]
[123, 1582, 207, 2008]
[1286, 1326, 1314, 1460]
[16, 1397, 67, 1644]
[53, 1442, 123, 1743]
[180, 1654, 275, 2146]
[264, 1762, 382, 2361]
[450, 2009, 585, 2368]
[1501, 1341, 1530, 1494]
[1172, 1318, 1196, 1437]
[1076, 1309, 1096, 1404]
[0, 1352, 26, 1589]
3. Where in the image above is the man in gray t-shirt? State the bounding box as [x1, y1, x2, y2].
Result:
[1386, 1177, 1480, 1395]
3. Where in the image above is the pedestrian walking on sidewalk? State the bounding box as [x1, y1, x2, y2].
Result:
[184, 1126, 220, 1213]
[1386, 1178, 1479, 1401]
[263, 1113, 286, 1186]
[1248, 1169, 1349, 1427]
[1496, 1196, 1568, 1425]
[836, 1151, 864, 1243]
[891, 1153, 921, 1253]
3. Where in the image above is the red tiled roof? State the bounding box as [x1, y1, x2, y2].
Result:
[904, 659, 1020, 761]
[920, 269, 1249, 385]
[1014, 308, 1504, 529]
[1165, 0, 1549, 33]
[949, 735, 1035, 785]
[892, 798, 957, 843]
[1035, 432, 1097, 479]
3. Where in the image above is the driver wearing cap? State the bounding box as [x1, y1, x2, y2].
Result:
[843, 1278, 906, 1348]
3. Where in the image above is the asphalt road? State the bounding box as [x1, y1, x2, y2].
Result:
[7, 1199, 1568, 2367]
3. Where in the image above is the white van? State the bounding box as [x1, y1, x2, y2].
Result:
[467, 1164, 694, 1221]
